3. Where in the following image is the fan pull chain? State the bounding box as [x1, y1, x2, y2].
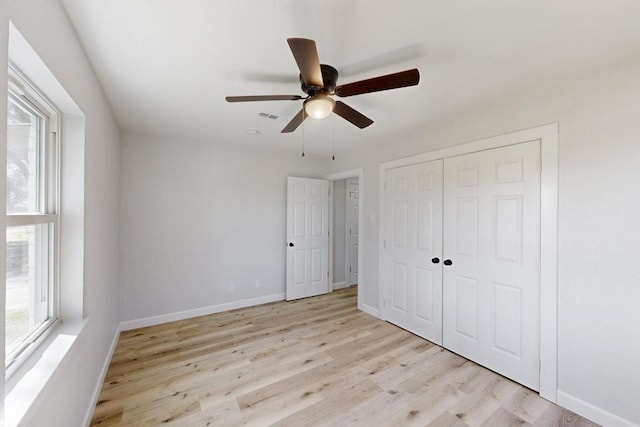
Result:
[332, 114, 336, 160]
[301, 109, 305, 157]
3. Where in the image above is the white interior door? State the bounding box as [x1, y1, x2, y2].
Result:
[385, 161, 444, 344]
[286, 177, 329, 301]
[345, 178, 359, 286]
[442, 141, 541, 390]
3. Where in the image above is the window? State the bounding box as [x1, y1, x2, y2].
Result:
[5, 67, 59, 370]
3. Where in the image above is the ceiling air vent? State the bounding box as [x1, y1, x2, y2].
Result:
[258, 112, 279, 120]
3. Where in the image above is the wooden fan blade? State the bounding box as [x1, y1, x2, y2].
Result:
[226, 95, 303, 102]
[287, 38, 324, 88]
[334, 69, 420, 97]
[333, 101, 374, 129]
[281, 109, 308, 133]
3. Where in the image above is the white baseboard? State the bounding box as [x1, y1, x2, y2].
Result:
[333, 281, 350, 290]
[556, 390, 638, 427]
[119, 293, 286, 331]
[83, 325, 120, 427]
[359, 302, 379, 318]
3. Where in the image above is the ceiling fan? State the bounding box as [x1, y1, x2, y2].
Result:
[226, 38, 420, 133]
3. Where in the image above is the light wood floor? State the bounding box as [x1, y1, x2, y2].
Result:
[91, 287, 598, 426]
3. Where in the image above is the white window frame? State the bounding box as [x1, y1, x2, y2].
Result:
[5, 64, 61, 375]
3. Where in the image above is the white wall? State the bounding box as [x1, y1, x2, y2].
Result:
[119, 132, 327, 324]
[326, 61, 640, 425]
[332, 179, 346, 285]
[1, 0, 121, 425]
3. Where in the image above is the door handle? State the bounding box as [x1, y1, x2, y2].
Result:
[443, 259, 453, 266]
[431, 257, 440, 264]
[288, 242, 294, 247]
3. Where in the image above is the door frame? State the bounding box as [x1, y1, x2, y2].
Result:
[378, 123, 558, 403]
[324, 168, 365, 313]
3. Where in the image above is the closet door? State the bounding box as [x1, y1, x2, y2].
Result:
[385, 160, 443, 344]
[442, 141, 541, 390]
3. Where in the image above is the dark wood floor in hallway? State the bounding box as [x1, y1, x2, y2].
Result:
[91, 286, 598, 426]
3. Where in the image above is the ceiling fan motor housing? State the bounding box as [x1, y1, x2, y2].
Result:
[300, 64, 339, 95]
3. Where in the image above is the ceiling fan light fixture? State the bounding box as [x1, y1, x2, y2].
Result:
[304, 95, 335, 120]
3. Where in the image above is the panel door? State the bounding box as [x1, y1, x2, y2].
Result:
[286, 177, 329, 301]
[346, 178, 359, 285]
[385, 160, 444, 344]
[442, 140, 541, 390]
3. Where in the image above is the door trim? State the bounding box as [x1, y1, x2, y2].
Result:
[378, 123, 558, 402]
[324, 168, 369, 316]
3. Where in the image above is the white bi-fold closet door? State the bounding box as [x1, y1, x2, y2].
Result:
[384, 140, 541, 390]
[386, 160, 444, 344]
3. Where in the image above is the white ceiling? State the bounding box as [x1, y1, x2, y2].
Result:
[61, 0, 640, 153]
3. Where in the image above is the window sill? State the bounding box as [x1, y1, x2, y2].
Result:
[5, 318, 88, 427]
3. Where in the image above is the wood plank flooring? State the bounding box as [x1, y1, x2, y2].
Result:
[91, 287, 599, 426]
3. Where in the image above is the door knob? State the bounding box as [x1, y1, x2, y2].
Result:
[289, 242, 294, 247]
[443, 259, 453, 266]
[431, 257, 440, 264]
